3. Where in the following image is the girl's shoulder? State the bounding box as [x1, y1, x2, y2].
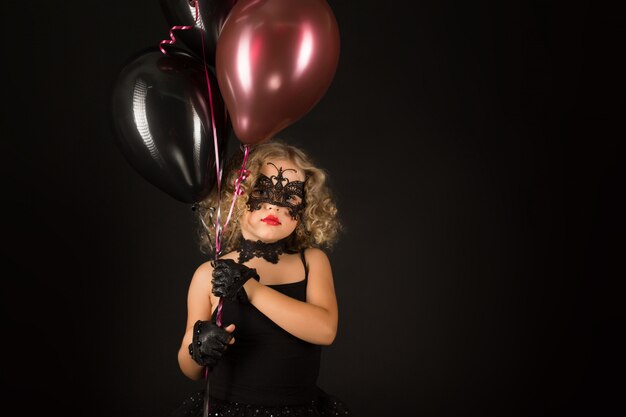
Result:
[302, 247, 330, 265]
[192, 259, 214, 280]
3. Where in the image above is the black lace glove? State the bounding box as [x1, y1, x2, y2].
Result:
[212, 259, 260, 303]
[188, 320, 233, 369]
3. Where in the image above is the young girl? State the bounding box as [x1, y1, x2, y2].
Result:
[172, 140, 353, 417]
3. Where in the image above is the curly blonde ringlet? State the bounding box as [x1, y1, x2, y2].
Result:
[196, 139, 341, 255]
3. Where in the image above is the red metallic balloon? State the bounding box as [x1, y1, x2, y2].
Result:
[216, 0, 340, 144]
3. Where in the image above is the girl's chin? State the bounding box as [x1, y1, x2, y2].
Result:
[248, 228, 294, 243]
[256, 233, 288, 242]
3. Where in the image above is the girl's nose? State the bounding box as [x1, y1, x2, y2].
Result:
[263, 202, 280, 211]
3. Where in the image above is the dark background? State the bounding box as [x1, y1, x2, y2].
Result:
[2, 1, 624, 416]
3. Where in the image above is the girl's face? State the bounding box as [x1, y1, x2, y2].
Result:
[240, 158, 305, 243]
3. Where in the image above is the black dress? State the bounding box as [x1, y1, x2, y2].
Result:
[171, 251, 353, 417]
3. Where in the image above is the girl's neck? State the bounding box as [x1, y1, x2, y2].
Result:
[236, 237, 296, 264]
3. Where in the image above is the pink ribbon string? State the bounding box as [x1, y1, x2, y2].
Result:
[193, 5, 217, 414]
[159, 1, 199, 55]
[214, 146, 250, 328]
[192, 7, 251, 417]
[221, 149, 251, 239]
[200, 26, 224, 261]
[160, 3, 253, 414]
[158, 3, 229, 416]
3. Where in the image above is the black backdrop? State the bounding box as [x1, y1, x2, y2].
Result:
[2, 1, 624, 416]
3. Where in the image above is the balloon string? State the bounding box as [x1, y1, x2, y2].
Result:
[214, 146, 251, 326]
[201, 146, 250, 417]
[159, 0, 199, 55]
[197, 5, 224, 261]
[222, 147, 251, 235]
[194, 2, 230, 416]
[162, 3, 212, 417]
[202, 365, 210, 417]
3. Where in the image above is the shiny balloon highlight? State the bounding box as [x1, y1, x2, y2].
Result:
[111, 47, 228, 203]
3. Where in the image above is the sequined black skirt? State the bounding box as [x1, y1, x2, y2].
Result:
[171, 387, 353, 417]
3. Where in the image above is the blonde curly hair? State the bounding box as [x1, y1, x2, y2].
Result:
[196, 139, 341, 255]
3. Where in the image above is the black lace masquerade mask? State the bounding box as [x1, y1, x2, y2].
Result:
[247, 162, 306, 219]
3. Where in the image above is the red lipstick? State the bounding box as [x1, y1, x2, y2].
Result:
[261, 215, 281, 226]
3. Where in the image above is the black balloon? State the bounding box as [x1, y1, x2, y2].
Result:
[159, 0, 238, 65]
[111, 46, 228, 204]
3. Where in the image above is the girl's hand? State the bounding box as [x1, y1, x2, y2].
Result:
[188, 320, 235, 370]
[211, 259, 260, 302]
